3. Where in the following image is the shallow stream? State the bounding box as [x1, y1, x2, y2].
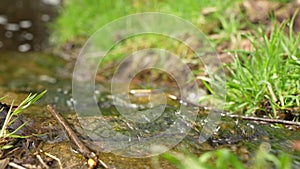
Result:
[0, 51, 300, 168]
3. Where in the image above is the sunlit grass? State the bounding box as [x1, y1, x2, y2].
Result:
[0, 90, 47, 149]
[221, 16, 300, 116]
[51, 0, 242, 45]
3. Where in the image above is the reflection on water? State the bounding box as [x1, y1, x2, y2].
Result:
[0, 0, 60, 51]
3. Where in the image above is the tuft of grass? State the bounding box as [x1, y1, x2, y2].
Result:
[220, 17, 300, 116]
[0, 90, 47, 149]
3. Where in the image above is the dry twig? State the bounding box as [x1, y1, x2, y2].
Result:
[8, 162, 26, 169]
[44, 151, 63, 169]
[36, 154, 49, 169]
[167, 94, 300, 126]
[47, 105, 108, 169]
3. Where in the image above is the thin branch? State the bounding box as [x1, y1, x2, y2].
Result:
[8, 162, 26, 169]
[47, 105, 108, 169]
[223, 113, 300, 126]
[36, 154, 49, 169]
[44, 152, 63, 169]
[167, 94, 300, 127]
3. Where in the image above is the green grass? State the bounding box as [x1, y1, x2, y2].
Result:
[51, 0, 244, 75]
[51, 0, 242, 45]
[0, 91, 47, 149]
[221, 18, 300, 116]
[163, 143, 292, 169]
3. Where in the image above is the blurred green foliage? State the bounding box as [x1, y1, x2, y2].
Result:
[51, 0, 242, 44]
[163, 143, 293, 169]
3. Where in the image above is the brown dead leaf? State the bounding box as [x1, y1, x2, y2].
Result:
[242, 0, 281, 23]
[292, 140, 300, 151]
[239, 39, 253, 51]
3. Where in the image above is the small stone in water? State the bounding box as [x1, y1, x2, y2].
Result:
[41, 14, 50, 22]
[0, 15, 7, 25]
[19, 20, 32, 29]
[5, 23, 19, 31]
[23, 32, 34, 40]
[5, 31, 13, 38]
[18, 43, 31, 52]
